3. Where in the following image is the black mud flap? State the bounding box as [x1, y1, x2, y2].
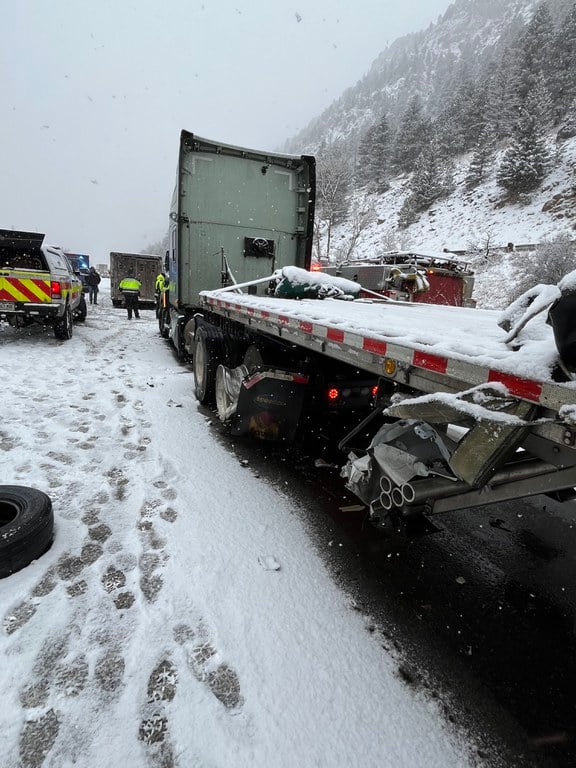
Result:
[231, 369, 308, 442]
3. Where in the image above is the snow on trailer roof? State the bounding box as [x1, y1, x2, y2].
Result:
[201, 269, 576, 413]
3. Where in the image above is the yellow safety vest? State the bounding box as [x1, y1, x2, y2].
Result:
[119, 277, 141, 293]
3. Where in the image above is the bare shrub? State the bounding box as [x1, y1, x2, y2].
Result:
[507, 234, 576, 302]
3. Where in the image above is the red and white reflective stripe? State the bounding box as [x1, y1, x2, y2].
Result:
[203, 295, 558, 409]
[488, 370, 543, 402]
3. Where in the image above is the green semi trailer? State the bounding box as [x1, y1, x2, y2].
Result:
[158, 130, 316, 358]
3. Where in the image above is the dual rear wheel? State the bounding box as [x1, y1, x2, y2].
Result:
[193, 325, 224, 405]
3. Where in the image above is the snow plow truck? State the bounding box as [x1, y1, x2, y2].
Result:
[159, 130, 576, 538]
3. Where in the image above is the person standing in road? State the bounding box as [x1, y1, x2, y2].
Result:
[119, 274, 142, 319]
[154, 271, 168, 318]
[86, 266, 101, 305]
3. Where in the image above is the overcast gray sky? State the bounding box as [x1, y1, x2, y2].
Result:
[1, 0, 451, 262]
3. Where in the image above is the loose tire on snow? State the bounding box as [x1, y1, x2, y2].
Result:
[0, 486, 54, 578]
[193, 324, 223, 405]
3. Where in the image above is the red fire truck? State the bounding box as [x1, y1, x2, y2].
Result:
[317, 251, 475, 307]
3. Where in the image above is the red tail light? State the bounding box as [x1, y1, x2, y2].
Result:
[51, 281, 62, 298]
[327, 387, 340, 401]
[371, 385, 379, 397]
[310, 261, 322, 272]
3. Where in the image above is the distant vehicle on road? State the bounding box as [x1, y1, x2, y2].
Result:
[64, 252, 91, 293]
[110, 252, 162, 308]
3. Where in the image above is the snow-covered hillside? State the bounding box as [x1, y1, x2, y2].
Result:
[284, 0, 549, 153]
[324, 133, 576, 310]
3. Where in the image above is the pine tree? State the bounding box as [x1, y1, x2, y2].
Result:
[391, 95, 432, 174]
[356, 113, 393, 192]
[557, 98, 576, 140]
[437, 79, 488, 154]
[483, 55, 523, 141]
[465, 126, 497, 189]
[496, 93, 552, 196]
[516, 2, 556, 103]
[398, 140, 453, 227]
[370, 113, 393, 192]
[356, 125, 377, 188]
[550, 3, 576, 122]
[397, 194, 418, 229]
[527, 73, 555, 130]
[409, 144, 449, 211]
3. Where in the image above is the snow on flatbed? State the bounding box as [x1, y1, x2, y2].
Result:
[202, 289, 564, 390]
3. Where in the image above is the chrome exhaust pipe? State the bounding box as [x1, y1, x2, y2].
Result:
[379, 475, 392, 494]
[402, 459, 557, 506]
[379, 491, 393, 511]
[370, 495, 390, 517]
[401, 482, 416, 504]
[391, 487, 404, 508]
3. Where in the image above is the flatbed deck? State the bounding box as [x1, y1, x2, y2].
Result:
[201, 290, 576, 415]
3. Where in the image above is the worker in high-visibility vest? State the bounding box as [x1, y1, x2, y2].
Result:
[154, 272, 168, 317]
[155, 272, 168, 292]
[118, 275, 142, 319]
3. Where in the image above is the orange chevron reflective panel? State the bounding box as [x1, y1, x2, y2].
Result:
[0, 275, 52, 303]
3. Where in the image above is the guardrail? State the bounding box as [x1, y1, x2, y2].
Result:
[446, 241, 574, 256]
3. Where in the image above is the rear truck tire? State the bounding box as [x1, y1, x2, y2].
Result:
[215, 363, 249, 423]
[159, 307, 170, 339]
[193, 324, 223, 405]
[173, 317, 189, 362]
[54, 304, 73, 340]
[0, 486, 54, 578]
[75, 295, 87, 322]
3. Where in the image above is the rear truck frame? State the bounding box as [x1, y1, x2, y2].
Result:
[192, 267, 576, 538]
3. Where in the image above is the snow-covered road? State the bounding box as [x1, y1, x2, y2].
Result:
[1, 282, 486, 767]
